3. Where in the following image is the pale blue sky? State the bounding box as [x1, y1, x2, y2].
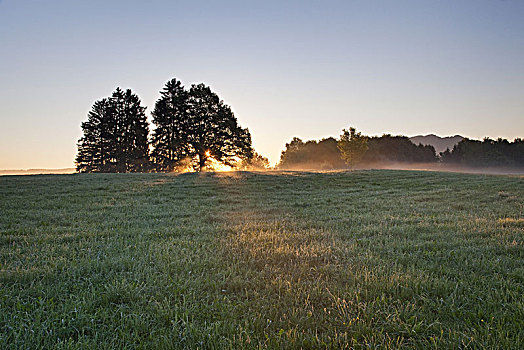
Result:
[1, 0, 523, 168]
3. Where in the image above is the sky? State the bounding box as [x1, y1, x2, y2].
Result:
[1, 0, 523, 169]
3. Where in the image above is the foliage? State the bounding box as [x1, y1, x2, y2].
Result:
[409, 134, 463, 155]
[441, 137, 524, 168]
[186, 83, 253, 171]
[239, 152, 270, 170]
[78, 79, 257, 173]
[151, 79, 253, 172]
[278, 137, 347, 169]
[76, 88, 149, 173]
[337, 127, 369, 168]
[362, 134, 437, 164]
[278, 130, 439, 170]
[150, 78, 189, 171]
[1, 171, 523, 348]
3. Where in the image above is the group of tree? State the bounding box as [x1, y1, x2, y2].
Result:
[78, 85, 523, 173]
[278, 129, 438, 169]
[279, 128, 524, 170]
[76, 78, 267, 173]
[278, 137, 347, 170]
[441, 138, 524, 168]
[76, 88, 149, 173]
[360, 134, 437, 164]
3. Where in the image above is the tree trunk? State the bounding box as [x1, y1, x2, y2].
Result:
[198, 153, 206, 172]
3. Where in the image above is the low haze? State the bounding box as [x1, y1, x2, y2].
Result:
[1, 0, 523, 169]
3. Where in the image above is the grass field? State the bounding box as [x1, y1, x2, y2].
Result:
[1, 170, 523, 349]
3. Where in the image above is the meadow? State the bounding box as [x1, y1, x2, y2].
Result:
[0, 170, 523, 349]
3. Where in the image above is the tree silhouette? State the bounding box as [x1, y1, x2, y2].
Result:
[150, 78, 189, 171]
[362, 135, 436, 164]
[76, 88, 149, 173]
[75, 99, 110, 172]
[337, 127, 368, 168]
[278, 137, 305, 168]
[278, 137, 347, 170]
[151, 79, 253, 172]
[440, 137, 524, 168]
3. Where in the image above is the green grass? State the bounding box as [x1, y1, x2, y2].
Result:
[1, 170, 523, 349]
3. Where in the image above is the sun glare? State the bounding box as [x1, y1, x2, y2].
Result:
[172, 154, 238, 173]
[206, 156, 234, 172]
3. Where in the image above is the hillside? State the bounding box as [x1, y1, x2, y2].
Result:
[1, 171, 523, 348]
[409, 134, 464, 154]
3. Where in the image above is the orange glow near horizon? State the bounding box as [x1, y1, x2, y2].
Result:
[173, 155, 237, 173]
[205, 156, 235, 172]
[204, 150, 234, 171]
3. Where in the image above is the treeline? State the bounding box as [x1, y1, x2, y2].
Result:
[441, 138, 524, 168]
[278, 131, 437, 169]
[278, 129, 523, 170]
[76, 78, 267, 173]
[279, 137, 346, 170]
[362, 135, 436, 164]
[77, 80, 522, 173]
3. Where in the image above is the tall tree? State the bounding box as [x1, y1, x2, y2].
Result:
[337, 127, 368, 168]
[150, 78, 189, 171]
[186, 84, 253, 171]
[76, 99, 111, 172]
[150, 79, 253, 172]
[76, 88, 149, 173]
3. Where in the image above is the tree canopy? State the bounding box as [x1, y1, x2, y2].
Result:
[441, 137, 524, 168]
[278, 137, 346, 170]
[150, 78, 188, 171]
[240, 152, 270, 170]
[77, 79, 257, 173]
[76, 88, 149, 173]
[361, 134, 436, 164]
[337, 127, 369, 168]
[151, 79, 253, 172]
[278, 129, 438, 170]
[278, 129, 524, 170]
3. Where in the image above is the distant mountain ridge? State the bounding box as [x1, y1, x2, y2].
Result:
[409, 134, 464, 154]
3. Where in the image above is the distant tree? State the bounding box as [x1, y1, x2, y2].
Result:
[278, 131, 439, 170]
[278, 137, 346, 170]
[315, 138, 349, 169]
[150, 79, 253, 172]
[337, 127, 368, 168]
[513, 138, 524, 165]
[414, 143, 438, 162]
[361, 134, 437, 164]
[240, 152, 270, 170]
[150, 78, 189, 171]
[76, 88, 149, 173]
[440, 137, 524, 168]
[278, 137, 305, 169]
